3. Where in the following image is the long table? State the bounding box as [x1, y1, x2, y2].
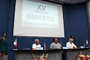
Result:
[11, 49, 62, 60]
[63, 48, 89, 60]
[11, 48, 89, 60]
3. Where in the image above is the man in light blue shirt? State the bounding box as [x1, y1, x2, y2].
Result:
[50, 38, 62, 49]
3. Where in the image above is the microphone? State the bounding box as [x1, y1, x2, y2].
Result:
[39, 43, 44, 48]
[61, 42, 64, 47]
[39, 43, 41, 45]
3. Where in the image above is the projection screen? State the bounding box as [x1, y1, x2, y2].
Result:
[13, 0, 65, 38]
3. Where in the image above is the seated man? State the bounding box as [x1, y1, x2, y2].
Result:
[32, 39, 41, 50]
[66, 38, 77, 49]
[50, 38, 62, 49]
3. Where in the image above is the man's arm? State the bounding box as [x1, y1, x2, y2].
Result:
[73, 43, 77, 48]
[66, 43, 69, 48]
[32, 44, 36, 50]
[59, 43, 62, 49]
[50, 43, 54, 49]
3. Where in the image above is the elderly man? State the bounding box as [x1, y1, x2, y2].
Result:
[50, 38, 62, 49]
[66, 38, 77, 49]
[32, 39, 41, 50]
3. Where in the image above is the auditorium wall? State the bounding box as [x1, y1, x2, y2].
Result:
[0, 0, 89, 60]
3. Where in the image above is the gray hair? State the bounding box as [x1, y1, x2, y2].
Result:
[35, 39, 39, 42]
[69, 38, 73, 41]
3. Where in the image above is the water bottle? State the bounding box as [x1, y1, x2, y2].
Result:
[44, 43, 46, 50]
[84, 43, 85, 48]
[86, 40, 88, 47]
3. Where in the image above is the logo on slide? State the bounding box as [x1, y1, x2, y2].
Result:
[37, 4, 46, 11]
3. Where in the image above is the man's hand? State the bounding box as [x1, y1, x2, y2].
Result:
[73, 46, 76, 49]
[32, 48, 36, 50]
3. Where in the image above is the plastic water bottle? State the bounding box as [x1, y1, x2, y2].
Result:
[84, 43, 85, 48]
[44, 43, 46, 50]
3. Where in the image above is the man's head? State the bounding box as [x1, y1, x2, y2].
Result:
[53, 38, 58, 43]
[35, 39, 39, 45]
[69, 38, 73, 43]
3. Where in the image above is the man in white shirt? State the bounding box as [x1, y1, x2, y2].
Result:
[32, 39, 41, 50]
[66, 38, 77, 49]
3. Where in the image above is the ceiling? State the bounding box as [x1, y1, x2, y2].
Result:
[43, 0, 87, 4]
